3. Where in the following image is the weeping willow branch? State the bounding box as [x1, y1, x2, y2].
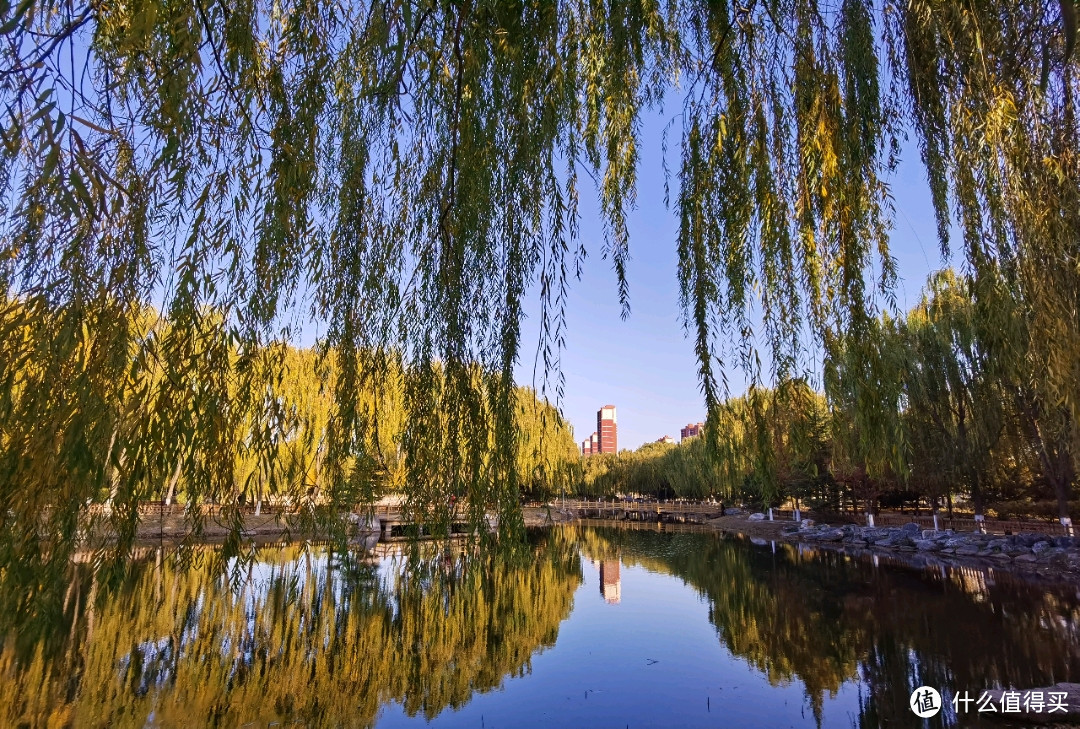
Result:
[0, 0, 1077, 583]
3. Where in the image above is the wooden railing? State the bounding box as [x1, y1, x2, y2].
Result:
[768, 509, 1067, 535]
[870, 512, 1069, 535]
[83, 501, 480, 520]
[556, 499, 724, 514]
[579, 518, 714, 533]
[85, 501, 404, 518]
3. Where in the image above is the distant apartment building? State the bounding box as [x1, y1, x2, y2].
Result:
[597, 405, 617, 453]
[657, 435, 675, 445]
[681, 422, 704, 441]
[581, 405, 616, 455]
[582, 431, 600, 455]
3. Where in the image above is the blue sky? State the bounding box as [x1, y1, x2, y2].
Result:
[515, 107, 953, 452]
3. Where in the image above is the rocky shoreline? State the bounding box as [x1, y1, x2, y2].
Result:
[727, 514, 1080, 581]
[794, 519, 1075, 560]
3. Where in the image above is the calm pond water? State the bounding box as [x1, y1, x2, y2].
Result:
[3, 523, 1080, 728]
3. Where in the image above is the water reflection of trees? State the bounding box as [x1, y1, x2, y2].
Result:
[0, 531, 581, 728]
[578, 526, 1080, 727]
[7, 525, 1079, 728]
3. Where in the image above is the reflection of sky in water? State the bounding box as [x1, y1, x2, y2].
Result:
[375, 553, 862, 728]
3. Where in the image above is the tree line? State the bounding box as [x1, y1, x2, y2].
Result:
[579, 269, 1077, 523]
[0, 295, 579, 617]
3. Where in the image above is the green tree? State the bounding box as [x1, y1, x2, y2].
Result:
[901, 271, 1007, 519]
[2, 0, 1077, 568]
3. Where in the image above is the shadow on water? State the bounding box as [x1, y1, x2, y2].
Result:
[3, 524, 1080, 727]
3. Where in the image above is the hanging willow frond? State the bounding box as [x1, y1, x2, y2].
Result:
[0, 0, 1077, 588]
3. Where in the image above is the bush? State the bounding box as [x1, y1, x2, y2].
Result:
[985, 499, 1080, 521]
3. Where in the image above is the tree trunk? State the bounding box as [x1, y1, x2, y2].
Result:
[1037, 428, 1075, 523]
[103, 426, 121, 510]
[254, 471, 264, 515]
[956, 399, 984, 519]
[971, 470, 985, 520]
[1018, 391, 1075, 523]
[163, 459, 182, 506]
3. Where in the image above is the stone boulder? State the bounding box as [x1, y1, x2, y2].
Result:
[748, 512, 766, 521]
[1045, 547, 1070, 564]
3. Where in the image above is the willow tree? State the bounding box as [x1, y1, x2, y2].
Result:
[1, 0, 1077, 575]
[901, 270, 1006, 520]
[824, 313, 907, 515]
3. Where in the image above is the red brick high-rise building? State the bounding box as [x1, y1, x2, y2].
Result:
[581, 406, 616, 455]
[581, 432, 599, 456]
[597, 405, 617, 454]
[681, 422, 704, 441]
